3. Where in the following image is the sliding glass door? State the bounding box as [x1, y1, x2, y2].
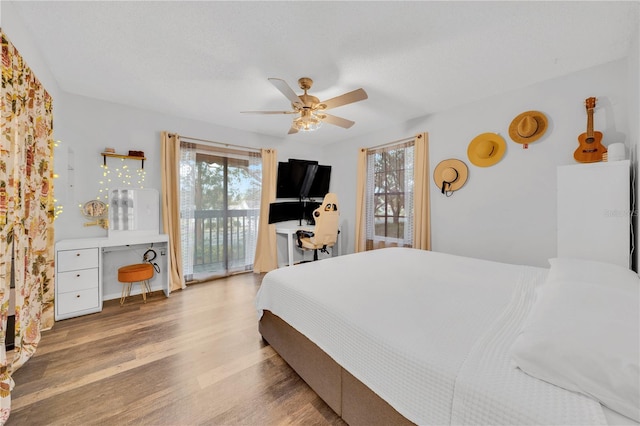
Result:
[180, 142, 261, 282]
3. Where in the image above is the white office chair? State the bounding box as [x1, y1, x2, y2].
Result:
[296, 193, 339, 261]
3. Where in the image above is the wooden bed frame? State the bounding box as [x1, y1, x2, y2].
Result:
[259, 310, 414, 425]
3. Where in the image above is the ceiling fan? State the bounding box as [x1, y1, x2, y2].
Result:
[242, 77, 368, 134]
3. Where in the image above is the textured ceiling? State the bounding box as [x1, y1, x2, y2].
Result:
[8, 1, 639, 145]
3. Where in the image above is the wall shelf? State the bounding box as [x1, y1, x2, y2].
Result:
[101, 152, 146, 169]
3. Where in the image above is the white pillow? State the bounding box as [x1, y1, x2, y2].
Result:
[511, 257, 640, 422]
[546, 257, 638, 290]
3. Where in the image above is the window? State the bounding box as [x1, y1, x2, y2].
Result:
[365, 141, 414, 249]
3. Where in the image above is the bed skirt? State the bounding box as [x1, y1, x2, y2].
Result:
[259, 310, 414, 426]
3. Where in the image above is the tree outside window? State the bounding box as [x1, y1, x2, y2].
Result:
[366, 142, 414, 249]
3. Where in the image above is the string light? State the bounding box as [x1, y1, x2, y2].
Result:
[53, 197, 63, 220]
[52, 140, 63, 220]
[98, 163, 146, 201]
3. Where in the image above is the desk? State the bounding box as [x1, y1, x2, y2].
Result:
[55, 234, 170, 320]
[275, 221, 341, 267]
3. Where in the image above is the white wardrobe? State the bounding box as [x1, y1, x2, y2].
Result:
[557, 160, 631, 268]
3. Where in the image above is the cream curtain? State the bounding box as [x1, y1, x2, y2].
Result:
[354, 148, 368, 253]
[0, 32, 55, 423]
[160, 131, 186, 292]
[253, 148, 278, 273]
[412, 132, 431, 250]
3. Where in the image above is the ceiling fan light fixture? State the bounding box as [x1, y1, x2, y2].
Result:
[243, 77, 367, 134]
[293, 109, 323, 132]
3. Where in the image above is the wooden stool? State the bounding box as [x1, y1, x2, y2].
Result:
[118, 263, 154, 306]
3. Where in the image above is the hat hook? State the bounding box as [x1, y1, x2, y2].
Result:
[441, 169, 459, 195]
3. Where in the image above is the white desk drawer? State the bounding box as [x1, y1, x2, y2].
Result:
[57, 268, 99, 293]
[57, 248, 99, 272]
[57, 288, 100, 315]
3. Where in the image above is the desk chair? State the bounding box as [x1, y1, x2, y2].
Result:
[296, 193, 339, 261]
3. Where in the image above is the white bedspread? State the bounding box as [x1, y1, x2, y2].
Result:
[255, 248, 608, 425]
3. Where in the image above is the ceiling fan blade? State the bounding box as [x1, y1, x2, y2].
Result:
[320, 88, 368, 110]
[320, 113, 355, 129]
[268, 78, 304, 108]
[288, 126, 299, 135]
[240, 110, 297, 114]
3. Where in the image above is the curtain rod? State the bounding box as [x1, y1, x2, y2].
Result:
[172, 133, 262, 153]
[367, 135, 416, 151]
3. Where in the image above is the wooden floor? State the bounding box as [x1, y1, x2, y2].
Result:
[8, 273, 346, 425]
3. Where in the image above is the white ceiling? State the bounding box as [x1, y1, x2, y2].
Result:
[8, 1, 639, 145]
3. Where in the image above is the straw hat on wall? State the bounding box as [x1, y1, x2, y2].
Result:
[509, 110, 548, 144]
[467, 133, 506, 167]
[433, 159, 468, 195]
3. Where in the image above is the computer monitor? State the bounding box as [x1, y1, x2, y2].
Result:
[268, 202, 303, 224]
[268, 200, 322, 225]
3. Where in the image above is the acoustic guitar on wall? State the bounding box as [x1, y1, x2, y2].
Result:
[574, 97, 606, 163]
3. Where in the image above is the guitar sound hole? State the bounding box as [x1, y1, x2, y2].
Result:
[585, 137, 595, 144]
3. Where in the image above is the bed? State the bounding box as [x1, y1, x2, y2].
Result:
[256, 248, 639, 425]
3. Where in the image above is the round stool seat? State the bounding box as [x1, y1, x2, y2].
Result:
[118, 263, 154, 282]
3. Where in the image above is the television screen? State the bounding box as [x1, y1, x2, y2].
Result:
[308, 165, 331, 198]
[276, 159, 330, 199]
[299, 164, 319, 198]
[276, 162, 296, 198]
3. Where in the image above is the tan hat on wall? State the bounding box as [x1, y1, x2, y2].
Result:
[433, 159, 468, 195]
[509, 110, 548, 144]
[467, 132, 506, 167]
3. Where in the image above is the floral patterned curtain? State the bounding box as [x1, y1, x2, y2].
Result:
[0, 31, 55, 422]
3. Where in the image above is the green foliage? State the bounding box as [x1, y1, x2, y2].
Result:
[195, 155, 261, 210]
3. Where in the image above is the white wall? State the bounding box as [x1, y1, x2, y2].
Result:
[52, 93, 321, 240]
[326, 59, 631, 268]
[4, 1, 637, 269]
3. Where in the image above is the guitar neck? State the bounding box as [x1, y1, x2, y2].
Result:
[586, 107, 594, 139]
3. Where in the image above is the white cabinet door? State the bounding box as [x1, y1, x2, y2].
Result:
[557, 160, 630, 268]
